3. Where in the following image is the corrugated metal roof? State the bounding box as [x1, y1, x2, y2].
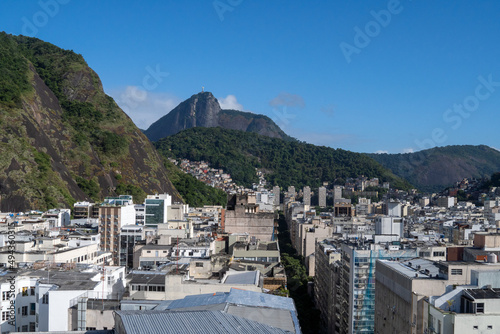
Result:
[223, 271, 259, 285]
[227, 305, 295, 333]
[115, 310, 293, 333]
[163, 288, 301, 333]
[166, 288, 296, 311]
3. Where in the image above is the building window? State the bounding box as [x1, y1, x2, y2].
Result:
[29, 322, 36, 331]
[1, 311, 9, 321]
[195, 262, 204, 267]
[22, 287, 28, 296]
[451, 268, 463, 275]
[488, 325, 493, 329]
[476, 303, 484, 313]
[473, 326, 479, 329]
[30, 303, 36, 315]
[22, 306, 28, 316]
[21, 326, 28, 332]
[2, 292, 11, 301]
[42, 293, 49, 304]
[433, 251, 445, 257]
[30, 286, 35, 295]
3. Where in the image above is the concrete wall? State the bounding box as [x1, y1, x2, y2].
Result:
[224, 209, 274, 242]
[453, 314, 500, 334]
[375, 261, 450, 334]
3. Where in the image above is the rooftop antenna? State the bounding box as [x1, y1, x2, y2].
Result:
[202, 86, 204, 92]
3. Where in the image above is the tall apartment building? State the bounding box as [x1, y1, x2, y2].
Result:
[273, 186, 280, 206]
[303, 186, 311, 206]
[99, 198, 135, 264]
[314, 239, 342, 334]
[288, 186, 296, 199]
[119, 225, 145, 268]
[134, 204, 145, 225]
[144, 193, 172, 225]
[315, 240, 418, 334]
[334, 185, 343, 201]
[319, 186, 327, 208]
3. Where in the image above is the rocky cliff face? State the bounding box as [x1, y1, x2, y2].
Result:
[144, 92, 290, 142]
[0, 33, 181, 211]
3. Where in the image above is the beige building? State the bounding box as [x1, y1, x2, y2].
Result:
[99, 204, 135, 264]
[126, 269, 262, 301]
[290, 217, 333, 275]
[223, 194, 275, 241]
[375, 258, 500, 334]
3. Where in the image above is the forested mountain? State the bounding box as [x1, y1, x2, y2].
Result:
[144, 91, 291, 142]
[155, 127, 412, 190]
[367, 145, 500, 192]
[0, 33, 180, 211]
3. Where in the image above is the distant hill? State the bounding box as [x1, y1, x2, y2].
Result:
[367, 145, 500, 192]
[0, 33, 180, 211]
[155, 127, 411, 190]
[144, 92, 290, 142]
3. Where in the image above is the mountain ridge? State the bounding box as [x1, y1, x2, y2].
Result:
[366, 145, 500, 192]
[155, 127, 412, 190]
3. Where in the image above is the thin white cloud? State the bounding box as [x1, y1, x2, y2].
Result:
[374, 150, 389, 154]
[109, 86, 181, 129]
[269, 92, 305, 108]
[218, 94, 244, 111]
[402, 148, 414, 153]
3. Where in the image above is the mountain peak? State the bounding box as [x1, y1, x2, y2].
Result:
[144, 92, 290, 142]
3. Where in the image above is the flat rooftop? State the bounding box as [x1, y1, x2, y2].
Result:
[466, 288, 500, 300]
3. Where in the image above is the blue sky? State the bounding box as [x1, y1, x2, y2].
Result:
[1, 1, 500, 153]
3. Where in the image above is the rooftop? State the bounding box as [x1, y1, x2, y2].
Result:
[127, 272, 166, 285]
[115, 310, 294, 334]
[378, 258, 442, 279]
[465, 288, 500, 300]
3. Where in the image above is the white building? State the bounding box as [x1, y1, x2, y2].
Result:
[375, 216, 404, 238]
[437, 196, 456, 208]
[0, 266, 125, 332]
[427, 287, 500, 334]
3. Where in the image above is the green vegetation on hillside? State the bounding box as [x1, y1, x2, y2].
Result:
[367, 145, 500, 192]
[155, 127, 411, 189]
[115, 183, 147, 204]
[163, 159, 227, 207]
[0, 33, 180, 210]
[0, 33, 31, 106]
